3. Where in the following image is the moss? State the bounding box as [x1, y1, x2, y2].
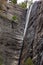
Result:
[12, 15, 19, 24]
[24, 57, 34, 65]
[12, 15, 17, 20]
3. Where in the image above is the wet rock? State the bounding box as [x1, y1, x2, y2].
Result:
[20, 1, 43, 65]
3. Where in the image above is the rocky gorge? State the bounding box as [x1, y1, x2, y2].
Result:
[0, 1, 43, 65]
[20, 1, 43, 65]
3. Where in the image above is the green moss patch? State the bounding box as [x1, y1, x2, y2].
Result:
[12, 15, 17, 20]
[24, 57, 34, 65]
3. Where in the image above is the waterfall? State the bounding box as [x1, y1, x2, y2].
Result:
[18, 3, 34, 65]
[23, 4, 33, 40]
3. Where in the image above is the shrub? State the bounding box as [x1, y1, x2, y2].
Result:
[12, 0, 17, 4]
[24, 57, 34, 65]
[19, 2, 27, 9]
[12, 15, 17, 21]
[12, 15, 19, 23]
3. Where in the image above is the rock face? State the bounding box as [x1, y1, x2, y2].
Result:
[20, 1, 43, 65]
[0, 1, 43, 65]
[0, 4, 26, 65]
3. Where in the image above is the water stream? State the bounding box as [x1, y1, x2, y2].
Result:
[23, 4, 33, 40]
[18, 3, 34, 65]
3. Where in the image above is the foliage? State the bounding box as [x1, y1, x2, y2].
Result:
[12, 0, 17, 4]
[24, 57, 34, 65]
[12, 15, 17, 21]
[19, 2, 27, 9]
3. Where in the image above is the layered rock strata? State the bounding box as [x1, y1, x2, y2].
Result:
[20, 1, 43, 65]
[0, 4, 26, 65]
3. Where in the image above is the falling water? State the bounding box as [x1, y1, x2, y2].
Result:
[23, 4, 34, 40]
[18, 3, 34, 65]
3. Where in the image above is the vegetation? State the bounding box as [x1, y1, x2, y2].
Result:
[12, 15, 18, 21]
[19, 2, 27, 9]
[12, 15, 19, 23]
[19, 0, 33, 9]
[12, 0, 17, 4]
[24, 57, 34, 65]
